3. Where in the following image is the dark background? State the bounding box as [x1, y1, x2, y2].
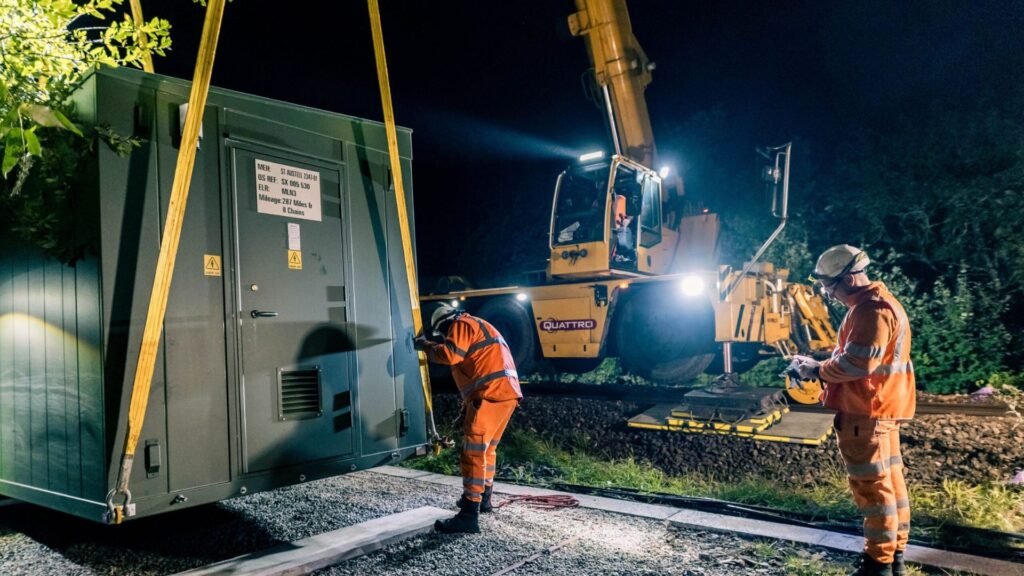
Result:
[151, 0, 1024, 282]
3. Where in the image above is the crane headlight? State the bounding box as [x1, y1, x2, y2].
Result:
[679, 275, 705, 297]
[579, 150, 604, 162]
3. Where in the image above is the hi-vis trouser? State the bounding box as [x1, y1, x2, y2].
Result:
[835, 413, 911, 564]
[461, 398, 517, 502]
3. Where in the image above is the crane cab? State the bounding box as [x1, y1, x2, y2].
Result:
[548, 154, 670, 279]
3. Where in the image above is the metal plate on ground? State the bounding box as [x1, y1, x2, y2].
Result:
[750, 410, 836, 445]
[669, 406, 787, 433]
[626, 404, 676, 431]
[628, 404, 836, 445]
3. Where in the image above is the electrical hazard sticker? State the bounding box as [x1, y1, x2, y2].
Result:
[288, 250, 303, 270]
[204, 254, 222, 277]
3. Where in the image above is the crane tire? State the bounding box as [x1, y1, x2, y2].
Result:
[615, 286, 716, 384]
[476, 298, 537, 375]
[647, 353, 715, 383]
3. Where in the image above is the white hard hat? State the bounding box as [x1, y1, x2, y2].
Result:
[430, 304, 459, 332]
[813, 244, 870, 280]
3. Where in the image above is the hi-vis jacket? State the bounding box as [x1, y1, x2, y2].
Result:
[820, 281, 916, 419]
[425, 314, 523, 402]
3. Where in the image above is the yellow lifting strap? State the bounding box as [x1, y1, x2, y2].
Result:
[128, 0, 155, 73]
[367, 0, 444, 450]
[105, 0, 227, 524]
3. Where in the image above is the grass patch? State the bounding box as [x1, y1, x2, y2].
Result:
[405, 428, 1024, 542]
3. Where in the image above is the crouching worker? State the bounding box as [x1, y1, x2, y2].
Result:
[415, 304, 522, 534]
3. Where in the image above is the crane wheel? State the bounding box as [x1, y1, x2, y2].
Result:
[615, 286, 717, 384]
[647, 353, 715, 383]
[477, 298, 538, 374]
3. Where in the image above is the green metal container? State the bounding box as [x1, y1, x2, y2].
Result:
[0, 67, 428, 522]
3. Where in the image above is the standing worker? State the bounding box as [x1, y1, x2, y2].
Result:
[793, 245, 915, 576]
[415, 304, 522, 534]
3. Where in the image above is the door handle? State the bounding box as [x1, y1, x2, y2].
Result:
[251, 310, 279, 318]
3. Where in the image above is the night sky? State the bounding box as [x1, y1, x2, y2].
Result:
[150, 0, 1024, 282]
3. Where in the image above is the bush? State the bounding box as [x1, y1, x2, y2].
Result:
[877, 261, 1011, 394]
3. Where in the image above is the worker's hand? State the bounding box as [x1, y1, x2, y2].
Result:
[413, 335, 429, 352]
[793, 356, 821, 381]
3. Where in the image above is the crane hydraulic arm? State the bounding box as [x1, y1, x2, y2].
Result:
[568, 0, 656, 168]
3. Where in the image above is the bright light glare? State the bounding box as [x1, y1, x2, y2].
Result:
[515, 293, 529, 302]
[659, 165, 671, 178]
[451, 300, 460, 308]
[579, 150, 604, 162]
[679, 275, 705, 297]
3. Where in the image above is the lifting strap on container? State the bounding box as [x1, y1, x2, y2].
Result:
[367, 0, 446, 452]
[105, 0, 227, 525]
[128, 0, 155, 73]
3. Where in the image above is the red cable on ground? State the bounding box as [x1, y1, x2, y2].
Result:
[493, 494, 579, 510]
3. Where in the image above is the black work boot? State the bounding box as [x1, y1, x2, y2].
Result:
[480, 485, 494, 513]
[850, 553, 893, 576]
[435, 499, 480, 534]
[892, 551, 906, 576]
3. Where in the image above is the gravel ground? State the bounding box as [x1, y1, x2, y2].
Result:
[0, 394, 1014, 576]
[427, 395, 1024, 488]
[0, 471, 861, 576]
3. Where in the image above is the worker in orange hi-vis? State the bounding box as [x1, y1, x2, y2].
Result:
[415, 304, 522, 534]
[792, 245, 916, 576]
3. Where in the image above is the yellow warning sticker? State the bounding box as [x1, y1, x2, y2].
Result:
[204, 254, 222, 277]
[288, 250, 303, 270]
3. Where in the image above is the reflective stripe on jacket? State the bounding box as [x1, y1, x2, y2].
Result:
[425, 314, 523, 402]
[820, 281, 916, 419]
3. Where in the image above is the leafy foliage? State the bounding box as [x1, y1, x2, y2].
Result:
[0, 0, 169, 175]
[0, 0, 170, 259]
[873, 259, 1012, 393]
[794, 91, 1024, 391]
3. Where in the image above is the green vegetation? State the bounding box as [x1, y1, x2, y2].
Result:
[406, 428, 1024, 539]
[1, 0, 172, 260]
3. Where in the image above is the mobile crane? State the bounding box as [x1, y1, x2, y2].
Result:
[421, 0, 836, 420]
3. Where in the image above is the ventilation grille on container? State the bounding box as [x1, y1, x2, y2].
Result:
[278, 368, 322, 421]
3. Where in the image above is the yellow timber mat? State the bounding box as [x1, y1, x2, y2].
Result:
[628, 404, 836, 445]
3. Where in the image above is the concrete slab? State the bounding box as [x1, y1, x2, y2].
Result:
[387, 470, 684, 521]
[173, 506, 450, 576]
[902, 548, 1024, 576]
[373, 465, 433, 480]
[381, 469, 1023, 575]
[402, 471, 465, 488]
[667, 509, 1024, 576]
[567, 493, 680, 520]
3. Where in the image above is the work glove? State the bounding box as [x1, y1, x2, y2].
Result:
[413, 335, 429, 352]
[792, 355, 821, 381]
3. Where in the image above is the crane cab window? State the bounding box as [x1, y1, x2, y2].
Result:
[552, 164, 609, 246]
[607, 163, 662, 268]
[639, 174, 662, 248]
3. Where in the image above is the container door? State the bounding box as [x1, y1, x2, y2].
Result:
[229, 144, 353, 473]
